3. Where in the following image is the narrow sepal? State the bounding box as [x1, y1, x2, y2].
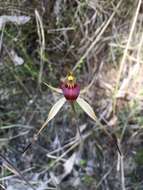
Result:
[36, 97, 66, 136]
[23, 97, 66, 154]
[43, 82, 62, 94]
[76, 97, 96, 121]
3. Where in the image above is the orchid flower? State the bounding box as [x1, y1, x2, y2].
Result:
[23, 72, 121, 155]
[35, 72, 97, 137]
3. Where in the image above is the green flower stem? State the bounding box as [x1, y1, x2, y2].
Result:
[70, 102, 82, 141]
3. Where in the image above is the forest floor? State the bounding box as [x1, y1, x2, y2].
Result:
[0, 0, 143, 190]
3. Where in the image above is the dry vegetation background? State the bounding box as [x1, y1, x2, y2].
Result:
[0, 0, 143, 190]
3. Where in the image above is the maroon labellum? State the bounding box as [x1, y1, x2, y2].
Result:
[61, 83, 80, 101]
[60, 73, 80, 101]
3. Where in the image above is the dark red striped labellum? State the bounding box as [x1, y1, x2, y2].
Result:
[60, 72, 80, 101]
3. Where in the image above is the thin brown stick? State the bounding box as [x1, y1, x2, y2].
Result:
[113, 0, 142, 112]
[0, 153, 35, 190]
[72, 0, 123, 71]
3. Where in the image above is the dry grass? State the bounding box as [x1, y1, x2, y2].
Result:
[0, 0, 143, 189]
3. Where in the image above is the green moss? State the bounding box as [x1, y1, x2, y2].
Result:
[82, 175, 94, 185]
[79, 159, 87, 167]
[135, 150, 143, 166]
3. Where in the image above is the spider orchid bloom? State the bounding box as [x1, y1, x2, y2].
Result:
[35, 72, 97, 137]
[23, 72, 121, 156]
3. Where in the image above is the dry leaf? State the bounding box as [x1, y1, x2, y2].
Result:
[64, 153, 76, 175]
[0, 154, 35, 190]
[59, 153, 77, 182]
[10, 50, 24, 66]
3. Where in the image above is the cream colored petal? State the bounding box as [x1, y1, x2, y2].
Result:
[43, 82, 62, 94]
[76, 97, 111, 137]
[76, 97, 96, 121]
[36, 97, 66, 136]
